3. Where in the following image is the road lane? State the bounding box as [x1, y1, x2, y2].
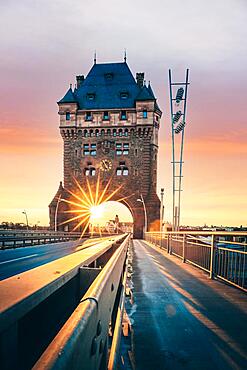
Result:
[0, 239, 89, 280]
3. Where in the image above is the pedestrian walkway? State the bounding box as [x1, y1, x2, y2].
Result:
[127, 240, 247, 370]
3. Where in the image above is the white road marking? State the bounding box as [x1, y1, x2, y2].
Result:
[0, 254, 38, 265]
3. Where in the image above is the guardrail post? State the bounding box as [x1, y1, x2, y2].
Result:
[169, 234, 172, 255]
[182, 234, 186, 263]
[210, 235, 216, 279]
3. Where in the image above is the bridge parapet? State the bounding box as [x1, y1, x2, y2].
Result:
[0, 234, 130, 370]
[145, 231, 247, 292]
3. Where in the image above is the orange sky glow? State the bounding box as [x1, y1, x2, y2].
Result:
[0, 0, 246, 227]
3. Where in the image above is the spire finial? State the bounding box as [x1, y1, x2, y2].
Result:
[124, 48, 127, 63]
[94, 50, 97, 64]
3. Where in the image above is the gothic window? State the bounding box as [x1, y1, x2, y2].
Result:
[113, 129, 117, 137]
[101, 129, 105, 136]
[107, 129, 111, 136]
[143, 109, 148, 118]
[120, 110, 127, 120]
[124, 129, 128, 136]
[84, 130, 88, 137]
[66, 112, 70, 121]
[89, 129, 94, 137]
[119, 129, 123, 136]
[95, 129, 99, 137]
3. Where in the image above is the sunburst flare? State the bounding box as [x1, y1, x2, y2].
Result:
[57, 174, 133, 238]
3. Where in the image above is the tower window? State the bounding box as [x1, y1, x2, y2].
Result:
[91, 168, 96, 176]
[116, 166, 129, 176]
[143, 110, 148, 118]
[83, 150, 90, 156]
[115, 143, 129, 156]
[87, 93, 95, 101]
[85, 168, 90, 176]
[86, 112, 92, 121]
[66, 112, 71, 121]
[116, 168, 122, 176]
[84, 144, 89, 149]
[120, 92, 129, 99]
[105, 73, 113, 80]
[120, 111, 127, 120]
[91, 143, 96, 149]
[103, 111, 109, 120]
[90, 150, 96, 156]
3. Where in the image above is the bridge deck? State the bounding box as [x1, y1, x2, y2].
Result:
[127, 240, 247, 370]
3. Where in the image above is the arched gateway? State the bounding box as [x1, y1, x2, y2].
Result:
[49, 60, 162, 238]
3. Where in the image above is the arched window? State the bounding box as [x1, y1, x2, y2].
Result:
[101, 129, 105, 137]
[107, 129, 111, 136]
[78, 130, 82, 136]
[84, 168, 90, 176]
[113, 129, 117, 137]
[84, 129, 88, 137]
[119, 129, 123, 137]
[90, 129, 94, 137]
[95, 129, 99, 137]
[91, 168, 96, 176]
[124, 129, 128, 137]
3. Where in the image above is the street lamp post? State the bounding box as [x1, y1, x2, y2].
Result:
[22, 210, 29, 230]
[160, 188, 164, 232]
[54, 194, 61, 232]
[137, 194, 147, 236]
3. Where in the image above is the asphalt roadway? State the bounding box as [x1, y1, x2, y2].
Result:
[127, 240, 247, 370]
[0, 239, 89, 280]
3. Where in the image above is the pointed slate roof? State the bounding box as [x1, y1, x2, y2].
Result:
[135, 85, 155, 101]
[147, 82, 155, 99]
[49, 181, 64, 207]
[58, 87, 77, 104]
[58, 62, 157, 109]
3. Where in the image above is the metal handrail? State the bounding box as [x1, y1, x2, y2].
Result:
[145, 231, 247, 292]
[0, 234, 129, 370]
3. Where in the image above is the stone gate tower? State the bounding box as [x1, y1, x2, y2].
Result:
[49, 60, 162, 238]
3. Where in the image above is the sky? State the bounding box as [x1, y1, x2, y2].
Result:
[0, 0, 246, 227]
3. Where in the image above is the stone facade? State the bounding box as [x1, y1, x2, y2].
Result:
[49, 61, 162, 238]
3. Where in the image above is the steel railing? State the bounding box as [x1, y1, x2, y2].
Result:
[0, 230, 120, 249]
[145, 231, 247, 292]
[0, 233, 130, 370]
